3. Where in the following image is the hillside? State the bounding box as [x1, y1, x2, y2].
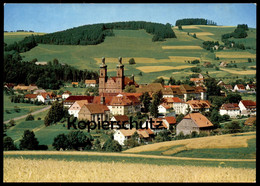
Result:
[4, 25, 256, 84]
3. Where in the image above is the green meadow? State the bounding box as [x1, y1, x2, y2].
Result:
[4, 25, 256, 84]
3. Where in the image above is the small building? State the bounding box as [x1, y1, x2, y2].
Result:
[239, 100, 256, 116]
[158, 103, 172, 115]
[24, 94, 38, 102]
[36, 92, 54, 104]
[142, 118, 168, 134]
[35, 61, 48, 65]
[113, 128, 154, 145]
[233, 84, 246, 92]
[246, 84, 256, 91]
[163, 116, 177, 130]
[219, 103, 240, 118]
[71, 82, 79, 87]
[85, 80, 97, 87]
[68, 100, 89, 118]
[62, 91, 72, 99]
[176, 113, 214, 136]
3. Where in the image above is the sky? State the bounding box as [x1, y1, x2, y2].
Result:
[4, 3, 257, 33]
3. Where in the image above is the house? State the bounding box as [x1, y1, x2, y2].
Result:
[62, 91, 72, 99]
[142, 118, 168, 134]
[244, 116, 256, 126]
[239, 100, 256, 116]
[176, 113, 214, 136]
[27, 84, 38, 92]
[219, 103, 241, 118]
[85, 80, 97, 87]
[110, 115, 130, 129]
[37, 92, 55, 104]
[113, 128, 154, 145]
[13, 84, 38, 92]
[72, 82, 79, 87]
[63, 95, 94, 108]
[78, 103, 110, 123]
[68, 100, 89, 118]
[4, 83, 15, 90]
[233, 84, 246, 92]
[246, 84, 256, 91]
[163, 116, 177, 130]
[186, 100, 211, 113]
[171, 97, 188, 115]
[108, 94, 141, 116]
[136, 83, 164, 96]
[223, 84, 233, 91]
[24, 94, 38, 102]
[219, 61, 228, 67]
[35, 61, 48, 65]
[189, 78, 204, 86]
[158, 103, 172, 115]
[99, 57, 139, 94]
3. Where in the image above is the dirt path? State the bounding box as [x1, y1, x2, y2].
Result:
[4, 151, 256, 162]
[4, 105, 51, 124]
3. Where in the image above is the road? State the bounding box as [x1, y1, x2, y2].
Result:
[4, 105, 51, 124]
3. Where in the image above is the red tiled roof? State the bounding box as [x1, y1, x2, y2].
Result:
[83, 103, 109, 114]
[240, 100, 256, 108]
[220, 103, 240, 110]
[164, 116, 176, 124]
[186, 100, 211, 109]
[64, 96, 94, 103]
[24, 94, 37, 99]
[235, 84, 245, 90]
[184, 113, 213, 128]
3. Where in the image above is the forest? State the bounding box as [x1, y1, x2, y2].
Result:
[4, 51, 99, 90]
[4, 21, 176, 53]
[175, 18, 217, 26]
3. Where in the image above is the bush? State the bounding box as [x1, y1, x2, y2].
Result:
[19, 130, 39, 150]
[25, 114, 34, 121]
[128, 58, 136, 65]
[103, 138, 122, 152]
[4, 136, 17, 150]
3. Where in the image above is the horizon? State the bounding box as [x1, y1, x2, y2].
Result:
[4, 3, 256, 33]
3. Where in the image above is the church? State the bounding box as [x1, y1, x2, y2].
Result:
[99, 57, 139, 94]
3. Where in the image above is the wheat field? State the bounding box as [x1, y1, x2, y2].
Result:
[162, 46, 203, 50]
[3, 157, 255, 182]
[136, 65, 193, 73]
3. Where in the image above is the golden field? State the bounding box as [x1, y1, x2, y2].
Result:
[220, 68, 256, 75]
[215, 52, 256, 59]
[168, 56, 201, 62]
[136, 65, 193, 73]
[124, 132, 256, 156]
[4, 157, 255, 182]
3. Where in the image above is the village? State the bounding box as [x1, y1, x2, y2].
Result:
[4, 57, 256, 149]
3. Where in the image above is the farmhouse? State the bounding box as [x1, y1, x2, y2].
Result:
[186, 100, 211, 113]
[113, 128, 154, 145]
[246, 84, 256, 91]
[219, 103, 240, 118]
[158, 103, 172, 115]
[110, 115, 130, 129]
[85, 80, 97, 87]
[99, 57, 139, 94]
[63, 95, 94, 108]
[62, 91, 72, 99]
[233, 84, 246, 92]
[239, 100, 256, 116]
[37, 92, 55, 104]
[176, 113, 214, 135]
[78, 103, 110, 123]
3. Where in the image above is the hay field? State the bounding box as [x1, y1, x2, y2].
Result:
[162, 46, 203, 50]
[4, 32, 45, 36]
[168, 56, 200, 62]
[4, 157, 255, 182]
[136, 65, 193, 73]
[124, 132, 256, 156]
[220, 68, 256, 75]
[215, 52, 256, 59]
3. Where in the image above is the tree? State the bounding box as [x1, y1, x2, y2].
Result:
[66, 130, 92, 150]
[124, 85, 136, 93]
[19, 130, 39, 150]
[44, 101, 66, 126]
[52, 133, 69, 151]
[224, 121, 241, 134]
[4, 136, 17, 150]
[25, 114, 34, 121]
[210, 109, 222, 128]
[176, 114, 184, 123]
[168, 76, 176, 85]
[226, 93, 242, 104]
[103, 138, 122, 152]
[153, 77, 165, 85]
[128, 58, 136, 65]
[204, 77, 221, 96]
[140, 92, 151, 113]
[193, 33, 197, 38]
[154, 131, 170, 142]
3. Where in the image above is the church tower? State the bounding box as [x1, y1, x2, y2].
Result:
[116, 57, 124, 92]
[99, 57, 107, 94]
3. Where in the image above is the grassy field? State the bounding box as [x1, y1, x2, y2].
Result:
[4, 25, 256, 83]
[3, 156, 255, 182]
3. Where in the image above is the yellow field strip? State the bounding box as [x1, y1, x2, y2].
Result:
[216, 52, 256, 59]
[136, 65, 193, 73]
[220, 68, 256, 75]
[162, 46, 203, 50]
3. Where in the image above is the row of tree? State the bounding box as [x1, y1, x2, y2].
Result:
[175, 18, 217, 26]
[222, 24, 249, 40]
[4, 52, 98, 89]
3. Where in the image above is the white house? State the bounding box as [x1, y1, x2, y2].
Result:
[158, 103, 172, 115]
[110, 115, 130, 129]
[233, 84, 246, 92]
[68, 100, 89, 118]
[239, 100, 256, 116]
[37, 93, 53, 104]
[171, 97, 188, 115]
[113, 128, 154, 145]
[62, 91, 72, 99]
[142, 118, 168, 134]
[219, 103, 241, 118]
[246, 84, 256, 91]
[186, 100, 211, 113]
